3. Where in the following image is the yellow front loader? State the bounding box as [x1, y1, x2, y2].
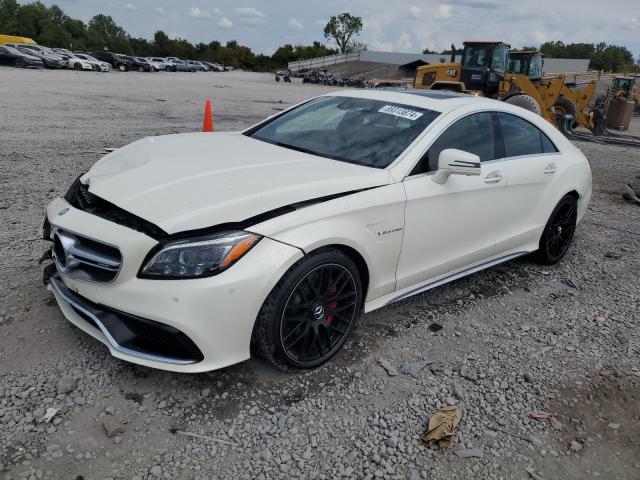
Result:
[413, 42, 594, 130]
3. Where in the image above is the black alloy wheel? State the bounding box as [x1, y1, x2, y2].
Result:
[15, 58, 26, 68]
[253, 249, 362, 370]
[280, 264, 358, 366]
[73, 62, 82, 71]
[536, 195, 577, 264]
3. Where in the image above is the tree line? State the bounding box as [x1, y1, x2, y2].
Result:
[0, 0, 337, 70]
[424, 41, 637, 73]
[539, 41, 635, 72]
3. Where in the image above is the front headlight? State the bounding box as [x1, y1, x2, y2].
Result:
[139, 231, 261, 279]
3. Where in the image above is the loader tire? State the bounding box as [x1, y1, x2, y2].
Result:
[504, 94, 542, 116]
[553, 96, 577, 128]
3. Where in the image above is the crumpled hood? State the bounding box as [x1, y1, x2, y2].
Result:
[82, 132, 390, 234]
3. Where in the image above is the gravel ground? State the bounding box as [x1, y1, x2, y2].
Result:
[1, 69, 639, 480]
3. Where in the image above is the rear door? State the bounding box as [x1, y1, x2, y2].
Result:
[491, 112, 562, 253]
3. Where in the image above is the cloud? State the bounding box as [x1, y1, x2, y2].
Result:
[154, 6, 164, 15]
[397, 31, 412, 50]
[289, 18, 304, 31]
[188, 7, 213, 19]
[409, 6, 422, 19]
[445, 0, 503, 8]
[235, 7, 266, 18]
[123, 3, 136, 10]
[240, 17, 267, 26]
[371, 40, 394, 52]
[217, 16, 233, 28]
[436, 4, 453, 19]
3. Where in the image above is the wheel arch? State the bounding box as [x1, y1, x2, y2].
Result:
[565, 189, 579, 200]
[305, 243, 370, 307]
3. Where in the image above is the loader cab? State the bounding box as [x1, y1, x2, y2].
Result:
[460, 41, 510, 96]
[611, 77, 635, 98]
[508, 51, 543, 81]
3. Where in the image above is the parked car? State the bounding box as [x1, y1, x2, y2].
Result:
[73, 53, 111, 72]
[0, 45, 43, 68]
[203, 61, 225, 72]
[147, 57, 171, 71]
[91, 51, 133, 71]
[6, 44, 67, 68]
[51, 49, 94, 71]
[114, 55, 150, 72]
[168, 59, 195, 72]
[185, 60, 206, 72]
[131, 57, 153, 72]
[42, 90, 591, 373]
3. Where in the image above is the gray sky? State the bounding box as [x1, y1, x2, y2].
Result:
[28, 0, 640, 56]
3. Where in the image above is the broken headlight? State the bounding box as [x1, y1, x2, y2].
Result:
[139, 231, 261, 279]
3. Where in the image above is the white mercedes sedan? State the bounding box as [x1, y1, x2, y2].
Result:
[42, 90, 591, 372]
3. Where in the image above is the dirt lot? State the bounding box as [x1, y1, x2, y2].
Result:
[1, 69, 639, 480]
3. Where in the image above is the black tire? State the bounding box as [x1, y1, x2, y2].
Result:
[253, 248, 362, 370]
[118, 64, 127, 72]
[553, 96, 578, 128]
[15, 58, 26, 68]
[504, 94, 542, 116]
[138, 66, 144, 72]
[190, 68, 196, 72]
[535, 195, 577, 265]
[73, 62, 82, 71]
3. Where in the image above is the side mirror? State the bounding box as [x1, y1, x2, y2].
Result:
[431, 149, 481, 184]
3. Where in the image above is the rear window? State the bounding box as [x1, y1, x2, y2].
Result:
[246, 96, 440, 169]
[497, 112, 558, 157]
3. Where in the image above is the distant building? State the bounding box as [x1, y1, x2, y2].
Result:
[288, 50, 590, 77]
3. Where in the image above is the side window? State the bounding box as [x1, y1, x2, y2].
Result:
[541, 132, 558, 154]
[496, 112, 558, 158]
[411, 112, 496, 175]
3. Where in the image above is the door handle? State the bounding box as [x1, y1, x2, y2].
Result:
[484, 172, 503, 184]
[544, 163, 557, 174]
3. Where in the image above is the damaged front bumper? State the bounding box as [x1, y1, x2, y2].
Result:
[46, 271, 204, 364]
[42, 196, 305, 372]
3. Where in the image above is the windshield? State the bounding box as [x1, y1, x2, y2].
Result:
[19, 47, 39, 56]
[463, 45, 490, 68]
[491, 44, 508, 74]
[246, 96, 439, 169]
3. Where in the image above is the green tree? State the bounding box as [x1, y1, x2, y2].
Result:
[540, 40, 635, 72]
[14, 1, 49, 39]
[323, 12, 363, 53]
[152, 30, 170, 56]
[0, 0, 20, 34]
[87, 14, 131, 52]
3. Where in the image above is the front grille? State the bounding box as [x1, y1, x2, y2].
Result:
[52, 228, 122, 283]
[64, 176, 167, 239]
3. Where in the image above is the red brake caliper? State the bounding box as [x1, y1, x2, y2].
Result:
[326, 286, 337, 325]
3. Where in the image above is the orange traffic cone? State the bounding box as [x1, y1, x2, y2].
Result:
[202, 99, 214, 132]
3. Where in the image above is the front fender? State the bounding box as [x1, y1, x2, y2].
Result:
[248, 183, 407, 302]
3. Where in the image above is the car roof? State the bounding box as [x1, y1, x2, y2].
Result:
[324, 89, 497, 114]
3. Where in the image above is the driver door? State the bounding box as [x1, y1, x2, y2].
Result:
[395, 112, 506, 291]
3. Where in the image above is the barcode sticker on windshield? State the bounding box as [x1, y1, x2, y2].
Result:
[378, 105, 423, 121]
